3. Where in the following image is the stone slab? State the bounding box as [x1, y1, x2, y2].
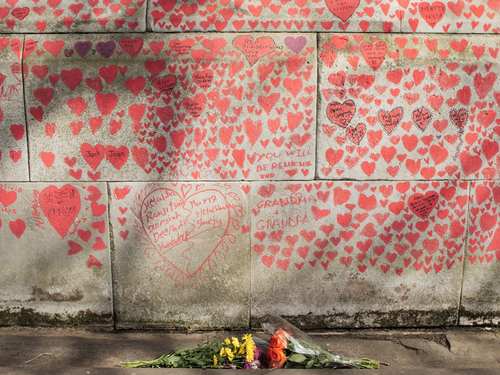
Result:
[147, 0, 400, 33]
[318, 33, 500, 180]
[0, 35, 27, 181]
[24, 33, 317, 182]
[250, 180, 469, 328]
[0, 182, 112, 326]
[109, 182, 250, 328]
[460, 180, 500, 325]
[0, 0, 146, 33]
[401, 0, 500, 34]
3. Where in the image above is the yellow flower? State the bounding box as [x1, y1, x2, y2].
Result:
[232, 337, 240, 348]
[243, 335, 256, 362]
[213, 355, 217, 366]
[238, 345, 246, 355]
[224, 338, 230, 345]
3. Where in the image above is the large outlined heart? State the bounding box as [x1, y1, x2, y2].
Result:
[38, 185, 81, 239]
[326, 99, 356, 128]
[136, 185, 243, 286]
[378, 107, 403, 134]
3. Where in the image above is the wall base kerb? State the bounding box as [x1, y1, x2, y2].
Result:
[0, 307, 112, 328]
[251, 308, 458, 330]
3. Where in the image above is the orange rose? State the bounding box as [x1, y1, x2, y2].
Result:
[269, 335, 285, 350]
[266, 347, 286, 368]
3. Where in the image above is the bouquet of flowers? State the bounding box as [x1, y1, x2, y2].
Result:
[121, 333, 261, 369]
[262, 314, 380, 369]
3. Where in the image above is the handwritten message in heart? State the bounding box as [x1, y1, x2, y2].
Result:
[378, 107, 403, 135]
[407, 191, 439, 219]
[38, 185, 81, 238]
[327, 100, 356, 128]
[233, 35, 276, 66]
[134, 184, 244, 286]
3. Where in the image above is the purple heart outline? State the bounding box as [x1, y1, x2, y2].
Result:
[96, 41, 116, 59]
[284, 36, 307, 54]
[74, 41, 92, 58]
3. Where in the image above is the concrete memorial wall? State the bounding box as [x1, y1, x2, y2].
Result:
[0, 0, 499, 329]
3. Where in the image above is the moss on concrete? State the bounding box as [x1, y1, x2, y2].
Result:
[251, 308, 458, 329]
[0, 307, 112, 327]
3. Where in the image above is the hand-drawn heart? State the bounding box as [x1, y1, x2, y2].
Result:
[158, 0, 177, 12]
[360, 42, 387, 71]
[233, 35, 276, 66]
[155, 106, 175, 124]
[284, 36, 307, 54]
[95, 93, 118, 116]
[449, 108, 467, 130]
[473, 72, 497, 99]
[486, 227, 500, 252]
[96, 41, 116, 59]
[39, 185, 81, 239]
[74, 41, 92, 58]
[119, 37, 144, 58]
[60, 69, 83, 91]
[408, 191, 439, 219]
[412, 107, 432, 131]
[378, 107, 403, 134]
[105, 145, 129, 170]
[346, 123, 366, 145]
[153, 74, 177, 94]
[136, 186, 242, 286]
[12, 7, 29, 21]
[0, 189, 17, 207]
[192, 70, 213, 92]
[181, 93, 206, 118]
[326, 99, 355, 128]
[33, 87, 54, 107]
[9, 219, 26, 239]
[324, 0, 360, 22]
[418, 1, 446, 28]
[81, 143, 105, 170]
[168, 38, 195, 55]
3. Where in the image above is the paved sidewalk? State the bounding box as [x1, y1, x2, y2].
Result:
[0, 327, 499, 374]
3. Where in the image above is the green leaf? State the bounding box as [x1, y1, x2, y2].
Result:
[288, 353, 307, 363]
[306, 360, 315, 369]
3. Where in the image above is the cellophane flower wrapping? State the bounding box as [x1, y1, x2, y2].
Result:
[261, 314, 379, 370]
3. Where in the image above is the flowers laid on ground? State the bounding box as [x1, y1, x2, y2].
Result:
[263, 314, 380, 369]
[121, 333, 261, 369]
[121, 315, 380, 370]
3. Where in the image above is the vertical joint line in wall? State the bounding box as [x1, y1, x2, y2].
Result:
[20, 36, 31, 181]
[145, 0, 152, 32]
[314, 32, 320, 180]
[248, 182, 252, 329]
[107, 183, 118, 331]
[456, 181, 472, 326]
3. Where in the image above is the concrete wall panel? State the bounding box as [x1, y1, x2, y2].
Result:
[109, 182, 250, 328]
[0, 35, 27, 181]
[0, 0, 146, 33]
[318, 33, 500, 181]
[250, 180, 469, 327]
[147, 0, 400, 33]
[0, 182, 112, 326]
[460, 180, 500, 325]
[24, 33, 316, 182]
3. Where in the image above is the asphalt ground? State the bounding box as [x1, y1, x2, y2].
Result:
[1, 327, 499, 374]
